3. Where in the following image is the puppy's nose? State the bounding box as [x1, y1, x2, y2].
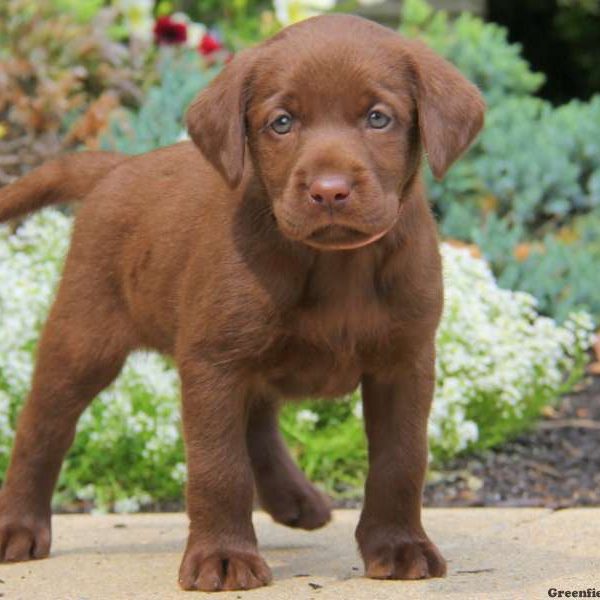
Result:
[309, 175, 351, 208]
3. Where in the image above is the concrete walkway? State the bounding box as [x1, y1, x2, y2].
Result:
[1, 509, 598, 599]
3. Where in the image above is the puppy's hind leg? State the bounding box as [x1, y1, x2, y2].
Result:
[247, 399, 332, 530]
[0, 262, 134, 562]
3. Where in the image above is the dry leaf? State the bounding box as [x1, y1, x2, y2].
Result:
[586, 362, 600, 375]
[513, 242, 532, 262]
[66, 91, 121, 149]
[481, 194, 499, 214]
[445, 239, 482, 259]
[541, 405, 557, 418]
[556, 225, 580, 244]
[513, 241, 545, 262]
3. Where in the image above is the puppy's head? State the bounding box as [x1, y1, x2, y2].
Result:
[187, 15, 484, 251]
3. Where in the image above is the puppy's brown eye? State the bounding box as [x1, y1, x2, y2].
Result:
[271, 114, 293, 134]
[367, 110, 391, 129]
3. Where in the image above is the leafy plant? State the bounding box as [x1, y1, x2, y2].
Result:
[101, 49, 219, 154]
[280, 400, 367, 498]
[399, 0, 545, 104]
[0, 0, 152, 183]
[481, 211, 600, 322]
[53, 0, 106, 23]
[400, 0, 600, 322]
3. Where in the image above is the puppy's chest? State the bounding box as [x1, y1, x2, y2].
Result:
[258, 297, 392, 399]
[251, 252, 399, 399]
[259, 336, 361, 399]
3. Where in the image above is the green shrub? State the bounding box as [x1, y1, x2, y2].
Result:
[0, 0, 155, 184]
[102, 49, 219, 154]
[280, 400, 367, 499]
[0, 211, 592, 507]
[477, 210, 600, 322]
[401, 0, 600, 322]
[0, 212, 185, 512]
[399, 0, 545, 104]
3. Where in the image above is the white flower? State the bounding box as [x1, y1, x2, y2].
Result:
[170, 12, 190, 24]
[427, 243, 595, 457]
[273, 0, 336, 26]
[76, 484, 96, 501]
[186, 23, 208, 48]
[113, 0, 154, 40]
[169, 13, 208, 48]
[114, 497, 140, 513]
[308, 0, 336, 8]
[296, 409, 319, 425]
[171, 462, 187, 484]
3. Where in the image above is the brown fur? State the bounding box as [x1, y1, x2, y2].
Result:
[0, 15, 484, 591]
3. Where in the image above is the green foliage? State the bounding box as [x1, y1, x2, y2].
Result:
[102, 49, 219, 154]
[162, 0, 274, 48]
[400, 0, 545, 104]
[490, 0, 600, 103]
[435, 95, 600, 235]
[280, 397, 367, 498]
[481, 211, 600, 323]
[59, 357, 185, 511]
[401, 0, 600, 322]
[0, 0, 154, 182]
[53, 0, 105, 22]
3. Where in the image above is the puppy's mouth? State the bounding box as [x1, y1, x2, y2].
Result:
[303, 225, 388, 251]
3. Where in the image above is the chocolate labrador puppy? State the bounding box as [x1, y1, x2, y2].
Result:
[0, 14, 484, 591]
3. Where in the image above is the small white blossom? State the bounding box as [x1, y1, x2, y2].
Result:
[114, 0, 154, 40]
[186, 23, 208, 48]
[296, 409, 319, 425]
[113, 497, 140, 513]
[273, 0, 336, 25]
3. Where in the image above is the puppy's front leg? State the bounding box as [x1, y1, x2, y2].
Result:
[177, 359, 272, 592]
[356, 344, 447, 580]
[247, 398, 331, 530]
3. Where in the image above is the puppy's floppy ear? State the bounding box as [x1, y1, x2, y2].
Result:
[186, 50, 256, 188]
[407, 39, 485, 180]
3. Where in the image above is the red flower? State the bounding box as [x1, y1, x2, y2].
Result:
[198, 33, 223, 56]
[154, 16, 187, 45]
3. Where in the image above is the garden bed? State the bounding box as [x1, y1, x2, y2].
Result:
[424, 373, 600, 508]
[56, 374, 600, 514]
[2, 0, 599, 515]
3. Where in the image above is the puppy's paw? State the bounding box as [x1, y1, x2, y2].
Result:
[357, 526, 446, 580]
[0, 502, 51, 562]
[178, 547, 272, 592]
[259, 480, 332, 531]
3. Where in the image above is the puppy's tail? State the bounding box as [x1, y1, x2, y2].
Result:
[0, 151, 127, 223]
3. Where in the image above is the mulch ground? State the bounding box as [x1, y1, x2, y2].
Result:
[423, 374, 600, 508]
